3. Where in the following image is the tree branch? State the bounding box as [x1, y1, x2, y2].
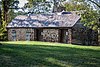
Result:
[88, 0, 100, 8]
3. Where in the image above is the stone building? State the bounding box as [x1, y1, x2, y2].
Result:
[6, 12, 98, 45]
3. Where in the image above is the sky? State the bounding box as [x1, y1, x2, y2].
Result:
[0, 0, 99, 10]
[18, 0, 69, 7]
[18, 0, 28, 7]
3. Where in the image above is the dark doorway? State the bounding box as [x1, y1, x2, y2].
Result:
[34, 29, 39, 41]
[35, 29, 43, 41]
[59, 29, 64, 43]
[36, 29, 39, 41]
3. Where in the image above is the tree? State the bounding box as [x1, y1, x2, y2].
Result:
[0, 8, 1, 26]
[27, 2, 52, 14]
[0, 0, 19, 40]
[0, 8, 1, 18]
[24, 0, 66, 13]
[88, 0, 100, 8]
[51, 0, 66, 12]
[65, 0, 99, 31]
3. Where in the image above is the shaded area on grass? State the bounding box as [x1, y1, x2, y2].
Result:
[0, 43, 100, 67]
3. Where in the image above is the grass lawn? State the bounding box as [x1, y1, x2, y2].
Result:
[0, 41, 100, 67]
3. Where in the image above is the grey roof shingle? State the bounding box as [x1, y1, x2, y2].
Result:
[7, 13, 80, 28]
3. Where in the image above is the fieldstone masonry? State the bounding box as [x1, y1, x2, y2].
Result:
[8, 28, 34, 41]
[40, 29, 59, 42]
[8, 28, 72, 43]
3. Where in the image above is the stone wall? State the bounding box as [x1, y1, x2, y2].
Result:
[39, 29, 59, 42]
[71, 28, 98, 45]
[8, 28, 34, 41]
[7, 28, 98, 45]
[8, 28, 72, 44]
[8, 28, 72, 43]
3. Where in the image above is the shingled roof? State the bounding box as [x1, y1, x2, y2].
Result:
[7, 12, 80, 28]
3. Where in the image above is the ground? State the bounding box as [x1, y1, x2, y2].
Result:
[0, 41, 100, 67]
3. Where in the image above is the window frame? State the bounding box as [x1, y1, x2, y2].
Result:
[26, 31, 31, 41]
[12, 30, 16, 41]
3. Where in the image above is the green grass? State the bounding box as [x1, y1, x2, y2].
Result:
[0, 41, 100, 67]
